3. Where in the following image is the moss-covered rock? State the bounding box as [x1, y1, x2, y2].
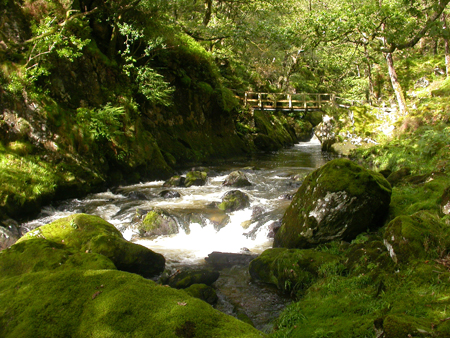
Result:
[185, 171, 208, 187]
[0, 238, 116, 278]
[386, 167, 411, 186]
[249, 248, 341, 294]
[17, 214, 165, 278]
[139, 209, 179, 237]
[382, 314, 432, 338]
[218, 190, 251, 212]
[0, 269, 265, 338]
[223, 170, 252, 187]
[383, 211, 450, 264]
[274, 158, 392, 249]
[184, 283, 218, 305]
[167, 269, 220, 289]
[163, 175, 185, 187]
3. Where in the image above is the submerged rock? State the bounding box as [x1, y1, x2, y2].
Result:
[159, 190, 181, 199]
[274, 158, 392, 249]
[218, 190, 251, 212]
[185, 283, 218, 305]
[17, 214, 165, 278]
[223, 170, 252, 187]
[205, 251, 258, 269]
[163, 175, 185, 187]
[0, 219, 21, 250]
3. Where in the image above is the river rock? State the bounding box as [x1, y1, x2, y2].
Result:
[159, 190, 181, 199]
[383, 211, 450, 264]
[166, 268, 220, 289]
[17, 214, 165, 278]
[184, 284, 218, 305]
[315, 115, 336, 151]
[163, 175, 185, 187]
[222, 170, 252, 187]
[205, 251, 258, 269]
[0, 219, 21, 250]
[274, 158, 392, 249]
[185, 171, 208, 187]
[138, 208, 178, 237]
[218, 190, 251, 212]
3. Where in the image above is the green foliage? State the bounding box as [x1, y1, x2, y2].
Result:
[76, 103, 125, 143]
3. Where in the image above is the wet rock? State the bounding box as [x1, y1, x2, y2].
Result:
[0, 219, 21, 250]
[138, 208, 179, 237]
[126, 191, 150, 200]
[315, 115, 336, 151]
[166, 268, 220, 289]
[278, 194, 292, 200]
[267, 221, 281, 239]
[383, 211, 450, 264]
[223, 171, 252, 187]
[184, 284, 218, 305]
[205, 251, 258, 269]
[163, 175, 185, 187]
[218, 190, 250, 212]
[185, 171, 208, 187]
[16, 214, 165, 278]
[249, 248, 341, 294]
[274, 158, 392, 249]
[159, 190, 181, 199]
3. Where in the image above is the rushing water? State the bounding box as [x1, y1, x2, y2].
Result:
[21, 137, 330, 331]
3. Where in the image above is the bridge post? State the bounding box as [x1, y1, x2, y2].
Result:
[317, 94, 321, 109]
[288, 94, 292, 108]
[244, 92, 248, 106]
[258, 93, 262, 108]
[302, 94, 306, 110]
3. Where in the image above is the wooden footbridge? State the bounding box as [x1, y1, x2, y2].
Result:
[242, 92, 337, 111]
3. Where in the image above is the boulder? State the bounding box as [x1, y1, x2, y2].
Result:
[17, 214, 165, 278]
[383, 211, 450, 264]
[184, 283, 218, 305]
[314, 115, 336, 151]
[218, 190, 251, 212]
[163, 175, 185, 187]
[274, 158, 392, 249]
[441, 186, 450, 215]
[138, 209, 179, 237]
[249, 248, 341, 294]
[205, 251, 258, 269]
[223, 171, 252, 187]
[185, 171, 208, 187]
[0, 269, 264, 338]
[166, 268, 220, 289]
[0, 238, 116, 278]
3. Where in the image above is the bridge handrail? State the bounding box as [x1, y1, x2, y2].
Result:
[242, 92, 336, 110]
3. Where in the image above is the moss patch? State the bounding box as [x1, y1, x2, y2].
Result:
[0, 269, 266, 338]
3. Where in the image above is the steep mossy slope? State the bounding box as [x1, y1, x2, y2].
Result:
[0, 0, 306, 221]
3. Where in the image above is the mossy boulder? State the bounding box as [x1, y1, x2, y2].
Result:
[249, 248, 341, 294]
[0, 269, 265, 338]
[382, 314, 432, 338]
[386, 167, 411, 186]
[274, 158, 392, 249]
[0, 238, 116, 278]
[167, 269, 220, 289]
[139, 209, 179, 237]
[223, 170, 252, 187]
[184, 283, 218, 305]
[17, 214, 165, 278]
[345, 238, 394, 276]
[383, 211, 450, 264]
[185, 171, 208, 187]
[163, 175, 185, 187]
[218, 190, 251, 212]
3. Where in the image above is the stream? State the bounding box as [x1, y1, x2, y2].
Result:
[21, 138, 331, 332]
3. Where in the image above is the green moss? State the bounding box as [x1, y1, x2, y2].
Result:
[0, 238, 116, 278]
[18, 214, 165, 278]
[249, 248, 342, 296]
[0, 269, 265, 338]
[142, 211, 161, 232]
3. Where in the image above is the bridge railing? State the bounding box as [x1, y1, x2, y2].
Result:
[243, 92, 335, 111]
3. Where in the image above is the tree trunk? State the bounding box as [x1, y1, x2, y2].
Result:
[385, 52, 407, 115]
[203, 0, 212, 26]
